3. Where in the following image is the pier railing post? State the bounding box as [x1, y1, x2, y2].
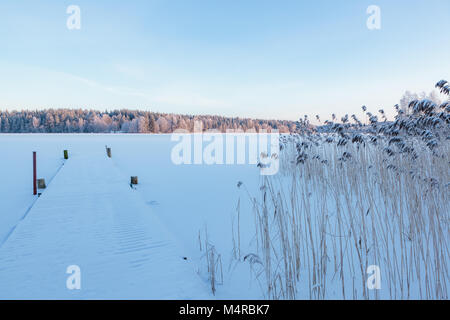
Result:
[33, 151, 37, 195]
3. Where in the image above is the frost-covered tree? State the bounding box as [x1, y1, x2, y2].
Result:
[399, 90, 442, 116]
[0, 109, 299, 133]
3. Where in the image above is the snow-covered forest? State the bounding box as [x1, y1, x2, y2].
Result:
[0, 109, 298, 134]
[0, 89, 443, 134]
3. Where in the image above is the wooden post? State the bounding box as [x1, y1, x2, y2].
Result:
[64, 150, 69, 159]
[131, 176, 138, 185]
[37, 179, 46, 189]
[106, 147, 112, 158]
[33, 151, 37, 195]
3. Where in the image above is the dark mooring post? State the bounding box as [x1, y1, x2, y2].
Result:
[64, 150, 69, 159]
[37, 179, 46, 189]
[33, 151, 37, 195]
[106, 147, 112, 158]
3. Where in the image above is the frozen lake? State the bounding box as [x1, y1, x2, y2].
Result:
[0, 134, 263, 299]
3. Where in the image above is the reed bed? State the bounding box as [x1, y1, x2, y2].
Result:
[235, 81, 449, 299]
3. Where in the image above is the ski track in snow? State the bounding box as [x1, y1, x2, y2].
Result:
[0, 151, 210, 299]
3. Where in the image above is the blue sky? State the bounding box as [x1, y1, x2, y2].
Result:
[0, 0, 449, 121]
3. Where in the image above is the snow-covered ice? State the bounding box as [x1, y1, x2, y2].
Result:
[0, 134, 262, 299]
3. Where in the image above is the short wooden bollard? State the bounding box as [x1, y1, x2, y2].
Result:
[106, 147, 112, 158]
[131, 176, 138, 185]
[64, 150, 69, 159]
[37, 178, 46, 189]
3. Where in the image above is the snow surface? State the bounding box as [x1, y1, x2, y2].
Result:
[0, 134, 262, 299]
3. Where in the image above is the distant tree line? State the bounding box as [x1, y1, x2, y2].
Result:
[0, 109, 301, 133]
